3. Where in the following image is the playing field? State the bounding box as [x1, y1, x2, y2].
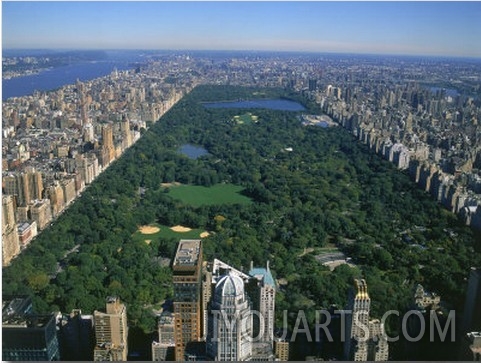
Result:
[166, 184, 252, 207]
[233, 112, 259, 125]
[134, 223, 209, 243]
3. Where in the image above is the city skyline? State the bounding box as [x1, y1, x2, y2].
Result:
[2, 1, 481, 58]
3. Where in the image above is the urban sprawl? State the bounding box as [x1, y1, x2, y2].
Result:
[2, 52, 481, 361]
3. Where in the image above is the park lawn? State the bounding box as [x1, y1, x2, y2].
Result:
[133, 223, 206, 244]
[165, 183, 252, 207]
[233, 112, 259, 125]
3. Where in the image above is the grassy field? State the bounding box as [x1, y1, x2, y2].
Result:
[233, 112, 259, 125]
[133, 223, 207, 244]
[165, 183, 252, 207]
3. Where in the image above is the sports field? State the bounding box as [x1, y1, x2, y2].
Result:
[165, 183, 252, 207]
[134, 223, 209, 243]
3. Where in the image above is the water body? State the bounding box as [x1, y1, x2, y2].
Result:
[3, 61, 134, 100]
[203, 99, 306, 111]
[179, 144, 209, 159]
[315, 121, 329, 128]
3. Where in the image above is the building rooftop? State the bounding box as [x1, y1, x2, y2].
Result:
[2, 296, 32, 321]
[355, 279, 369, 300]
[249, 267, 276, 288]
[212, 258, 250, 282]
[173, 239, 201, 267]
[3, 314, 54, 329]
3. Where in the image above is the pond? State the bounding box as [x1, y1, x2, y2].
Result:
[179, 144, 209, 159]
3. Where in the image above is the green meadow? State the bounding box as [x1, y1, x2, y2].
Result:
[164, 183, 252, 207]
[133, 223, 207, 244]
[233, 112, 259, 125]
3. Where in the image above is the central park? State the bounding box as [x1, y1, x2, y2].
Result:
[3, 85, 481, 359]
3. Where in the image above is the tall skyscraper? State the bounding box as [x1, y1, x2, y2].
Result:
[2, 296, 60, 361]
[2, 195, 20, 266]
[3, 170, 43, 207]
[57, 309, 95, 361]
[344, 279, 389, 362]
[463, 267, 481, 333]
[249, 261, 276, 348]
[367, 319, 389, 361]
[93, 296, 128, 361]
[344, 279, 370, 361]
[152, 311, 175, 361]
[121, 116, 132, 149]
[101, 123, 116, 166]
[206, 272, 253, 361]
[173, 239, 203, 361]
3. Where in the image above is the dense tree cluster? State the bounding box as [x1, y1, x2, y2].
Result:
[3, 85, 480, 344]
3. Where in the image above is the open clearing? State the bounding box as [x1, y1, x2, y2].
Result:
[138, 225, 161, 234]
[133, 223, 211, 243]
[170, 225, 192, 232]
[165, 183, 252, 207]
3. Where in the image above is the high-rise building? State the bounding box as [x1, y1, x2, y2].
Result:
[152, 311, 176, 361]
[344, 279, 370, 361]
[121, 116, 132, 149]
[463, 267, 481, 333]
[2, 195, 20, 266]
[458, 331, 481, 361]
[173, 239, 203, 360]
[101, 123, 116, 166]
[206, 272, 253, 361]
[3, 170, 43, 208]
[367, 319, 389, 361]
[274, 338, 290, 361]
[202, 262, 213, 340]
[93, 296, 128, 361]
[57, 309, 95, 361]
[2, 296, 60, 361]
[30, 199, 52, 230]
[249, 261, 276, 347]
[343, 279, 389, 361]
[206, 259, 276, 360]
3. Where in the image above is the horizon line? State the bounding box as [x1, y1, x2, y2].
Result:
[3, 47, 481, 61]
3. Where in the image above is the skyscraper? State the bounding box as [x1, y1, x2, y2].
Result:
[57, 309, 95, 361]
[367, 319, 389, 361]
[152, 311, 175, 361]
[249, 261, 276, 354]
[172, 239, 203, 360]
[93, 296, 128, 361]
[206, 272, 253, 361]
[101, 123, 115, 166]
[344, 279, 389, 361]
[463, 267, 481, 333]
[344, 279, 370, 361]
[2, 296, 60, 361]
[2, 195, 20, 266]
[3, 169, 43, 208]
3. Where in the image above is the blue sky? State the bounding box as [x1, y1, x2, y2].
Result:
[2, 1, 481, 57]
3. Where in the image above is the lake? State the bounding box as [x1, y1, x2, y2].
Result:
[179, 144, 209, 159]
[203, 99, 306, 111]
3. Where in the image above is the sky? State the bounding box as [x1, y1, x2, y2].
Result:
[2, 1, 481, 58]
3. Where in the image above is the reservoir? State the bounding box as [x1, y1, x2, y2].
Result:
[179, 144, 209, 159]
[202, 99, 305, 111]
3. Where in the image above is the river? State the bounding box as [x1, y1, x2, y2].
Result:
[3, 60, 135, 100]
